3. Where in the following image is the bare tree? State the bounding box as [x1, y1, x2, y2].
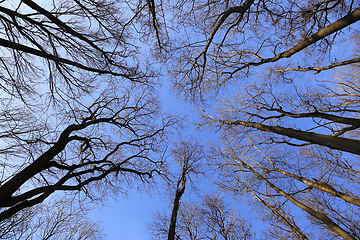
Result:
[200, 194, 253, 240]
[205, 64, 360, 237]
[0, 84, 176, 221]
[151, 194, 253, 240]
[0, 0, 178, 226]
[164, 0, 360, 101]
[208, 82, 360, 238]
[0, 0, 165, 99]
[149, 139, 253, 240]
[155, 0, 360, 239]
[0, 195, 104, 240]
[149, 138, 205, 240]
[247, 187, 309, 240]
[167, 138, 205, 240]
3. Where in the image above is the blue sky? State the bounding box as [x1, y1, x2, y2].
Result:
[91, 190, 165, 239]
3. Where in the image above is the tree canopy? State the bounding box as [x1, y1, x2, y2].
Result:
[1, 0, 360, 239]
[154, 0, 360, 239]
[0, 0, 175, 226]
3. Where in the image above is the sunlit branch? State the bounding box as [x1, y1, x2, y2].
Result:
[208, 114, 360, 155]
[230, 7, 360, 76]
[273, 57, 360, 74]
[235, 158, 356, 240]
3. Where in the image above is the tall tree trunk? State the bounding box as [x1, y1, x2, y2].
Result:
[168, 178, 186, 240]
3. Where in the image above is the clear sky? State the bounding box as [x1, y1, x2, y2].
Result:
[91, 190, 165, 239]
